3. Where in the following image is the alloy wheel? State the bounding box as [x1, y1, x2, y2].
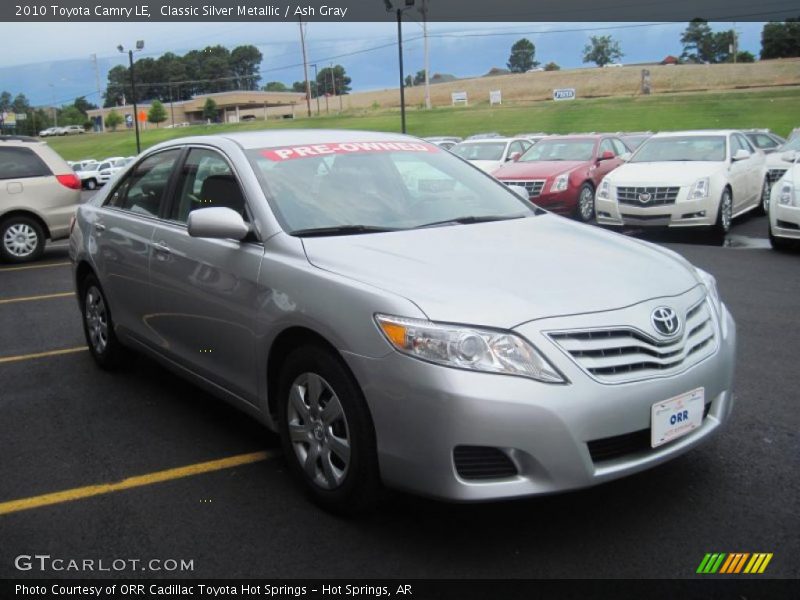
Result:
[761, 179, 770, 214]
[287, 372, 351, 490]
[579, 186, 595, 221]
[721, 191, 732, 232]
[2, 223, 39, 258]
[84, 286, 109, 354]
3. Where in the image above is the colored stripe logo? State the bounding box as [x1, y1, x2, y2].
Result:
[697, 553, 773, 574]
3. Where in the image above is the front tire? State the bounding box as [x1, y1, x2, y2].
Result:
[707, 188, 732, 245]
[84, 178, 97, 190]
[80, 274, 125, 369]
[277, 345, 380, 514]
[575, 182, 595, 223]
[0, 216, 45, 263]
[758, 177, 770, 216]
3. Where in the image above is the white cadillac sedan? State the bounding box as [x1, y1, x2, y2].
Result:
[596, 131, 768, 242]
[768, 161, 800, 251]
[450, 137, 532, 173]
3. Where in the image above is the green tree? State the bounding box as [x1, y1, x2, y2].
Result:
[680, 19, 715, 63]
[507, 38, 538, 73]
[148, 100, 168, 126]
[230, 45, 263, 90]
[404, 75, 414, 88]
[316, 65, 351, 96]
[73, 96, 97, 116]
[543, 62, 561, 71]
[105, 109, 123, 131]
[0, 91, 12, 112]
[413, 69, 427, 85]
[582, 35, 623, 67]
[263, 81, 289, 92]
[202, 97, 218, 121]
[760, 19, 800, 59]
[735, 51, 756, 63]
[58, 105, 87, 126]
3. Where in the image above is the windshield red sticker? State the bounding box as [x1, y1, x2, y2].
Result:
[261, 141, 439, 161]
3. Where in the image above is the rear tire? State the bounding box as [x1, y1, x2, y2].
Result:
[277, 344, 381, 514]
[0, 215, 45, 263]
[85, 179, 97, 190]
[80, 274, 125, 369]
[575, 182, 595, 223]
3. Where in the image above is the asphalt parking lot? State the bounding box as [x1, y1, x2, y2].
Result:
[0, 196, 798, 579]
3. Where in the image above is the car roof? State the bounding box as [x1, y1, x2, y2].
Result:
[154, 129, 423, 151]
[0, 136, 46, 145]
[536, 134, 605, 141]
[651, 130, 739, 138]
[456, 137, 515, 144]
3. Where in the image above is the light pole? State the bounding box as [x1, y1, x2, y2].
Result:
[118, 40, 144, 154]
[384, 0, 414, 133]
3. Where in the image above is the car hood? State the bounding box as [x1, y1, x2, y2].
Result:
[493, 160, 585, 180]
[302, 215, 700, 328]
[468, 159, 504, 172]
[607, 161, 723, 185]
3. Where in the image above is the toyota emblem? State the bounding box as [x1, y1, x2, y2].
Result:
[651, 306, 680, 337]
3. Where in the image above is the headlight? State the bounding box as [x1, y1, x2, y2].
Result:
[375, 314, 565, 383]
[597, 179, 611, 199]
[778, 182, 796, 206]
[688, 177, 710, 200]
[550, 173, 569, 193]
[695, 268, 721, 314]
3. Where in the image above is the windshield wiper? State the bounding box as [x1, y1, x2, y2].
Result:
[290, 225, 402, 237]
[414, 213, 530, 229]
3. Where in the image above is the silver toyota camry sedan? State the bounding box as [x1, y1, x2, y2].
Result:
[69, 130, 736, 512]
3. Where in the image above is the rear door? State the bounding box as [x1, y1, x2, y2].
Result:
[0, 145, 53, 214]
[729, 134, 759, 209]
[91, 148, 182, 342]
[146, 146, 263, 404]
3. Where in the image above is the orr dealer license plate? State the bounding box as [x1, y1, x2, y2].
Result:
[651, 387, 705, 448]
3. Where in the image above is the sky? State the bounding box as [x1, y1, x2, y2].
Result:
[0, 21, 767, 106]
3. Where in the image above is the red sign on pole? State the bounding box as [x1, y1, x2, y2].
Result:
[138, 110, 147, 122]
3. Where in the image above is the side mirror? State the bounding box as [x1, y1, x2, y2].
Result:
[598, 150, 615, 161]
[507, 185, 529, 200]
[187, 207, 249, 240]
[732, 148, 751, 161]
[619, 152, 632, 162]
[508, 152, 522, 162]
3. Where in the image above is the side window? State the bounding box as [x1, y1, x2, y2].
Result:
[106, 149, 180, 217]
[508, 141, 525, 156]
[0, 147, 51, 180]
[736, 134, 755, 153]
[599, 139, 615, 156]
[170, 148, 247, 223]
[611, 138, 628, 155]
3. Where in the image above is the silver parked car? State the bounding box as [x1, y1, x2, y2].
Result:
[70, 130, 737, 512]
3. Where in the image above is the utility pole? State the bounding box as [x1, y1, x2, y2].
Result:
[311, 63, 320, 114]
[169, 83, 175, 127]
[91, 53, 104, 131]
[118, 41, 144, 154]
[330, 63, 342, 112]
[298, 17, 312, 117]
[396, 9, 406, 132]
[48, 83, 57, 127]
[732, 23, 738, 64]
[420, 0, 431, 109]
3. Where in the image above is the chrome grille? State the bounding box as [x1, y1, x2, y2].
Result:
[767, 169, 787, 185]
[617, 186, 680, 207]
[548, 299, 717, 383]
[504, 180, 545, 197]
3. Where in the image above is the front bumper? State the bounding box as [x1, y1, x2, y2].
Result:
[344, 299, 736, 502]
[770, 202, 800, 240]
[532, 188, 577, 215]
[596, 185, 718, 228]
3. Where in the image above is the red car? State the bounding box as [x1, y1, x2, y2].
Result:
[492, 134, 630, 222]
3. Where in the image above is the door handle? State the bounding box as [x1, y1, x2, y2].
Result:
[93, 222, 106, 232]
[152, 241, 171, 254]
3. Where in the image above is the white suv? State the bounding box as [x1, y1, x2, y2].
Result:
[0, 139, 82, 262]
[596, 130, 767, 242]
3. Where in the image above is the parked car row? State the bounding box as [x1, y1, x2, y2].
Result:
[72, 156, 135, 190]
[39, 125, 86, 137]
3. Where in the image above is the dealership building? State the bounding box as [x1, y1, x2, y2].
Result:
[86, 90, 306, 131]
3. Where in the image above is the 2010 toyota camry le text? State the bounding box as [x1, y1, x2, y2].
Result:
[69, 130, 736, 512]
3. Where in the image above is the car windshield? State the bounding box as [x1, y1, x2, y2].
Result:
[518, 139, 595, 162]
[450, 142, 506, 161]
[780, 136, 800, 152]
[246, 141, 534, 234]
[631, 136, 726, 162]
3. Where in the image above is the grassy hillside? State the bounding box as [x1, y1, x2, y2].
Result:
[48, 87, 800, 161]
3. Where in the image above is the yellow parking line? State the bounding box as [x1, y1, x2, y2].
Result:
[0, 261, 70, 272]
[0, 292, 74, 305]
[0, 346, 88, 365]
[0, 451, 276, 516]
